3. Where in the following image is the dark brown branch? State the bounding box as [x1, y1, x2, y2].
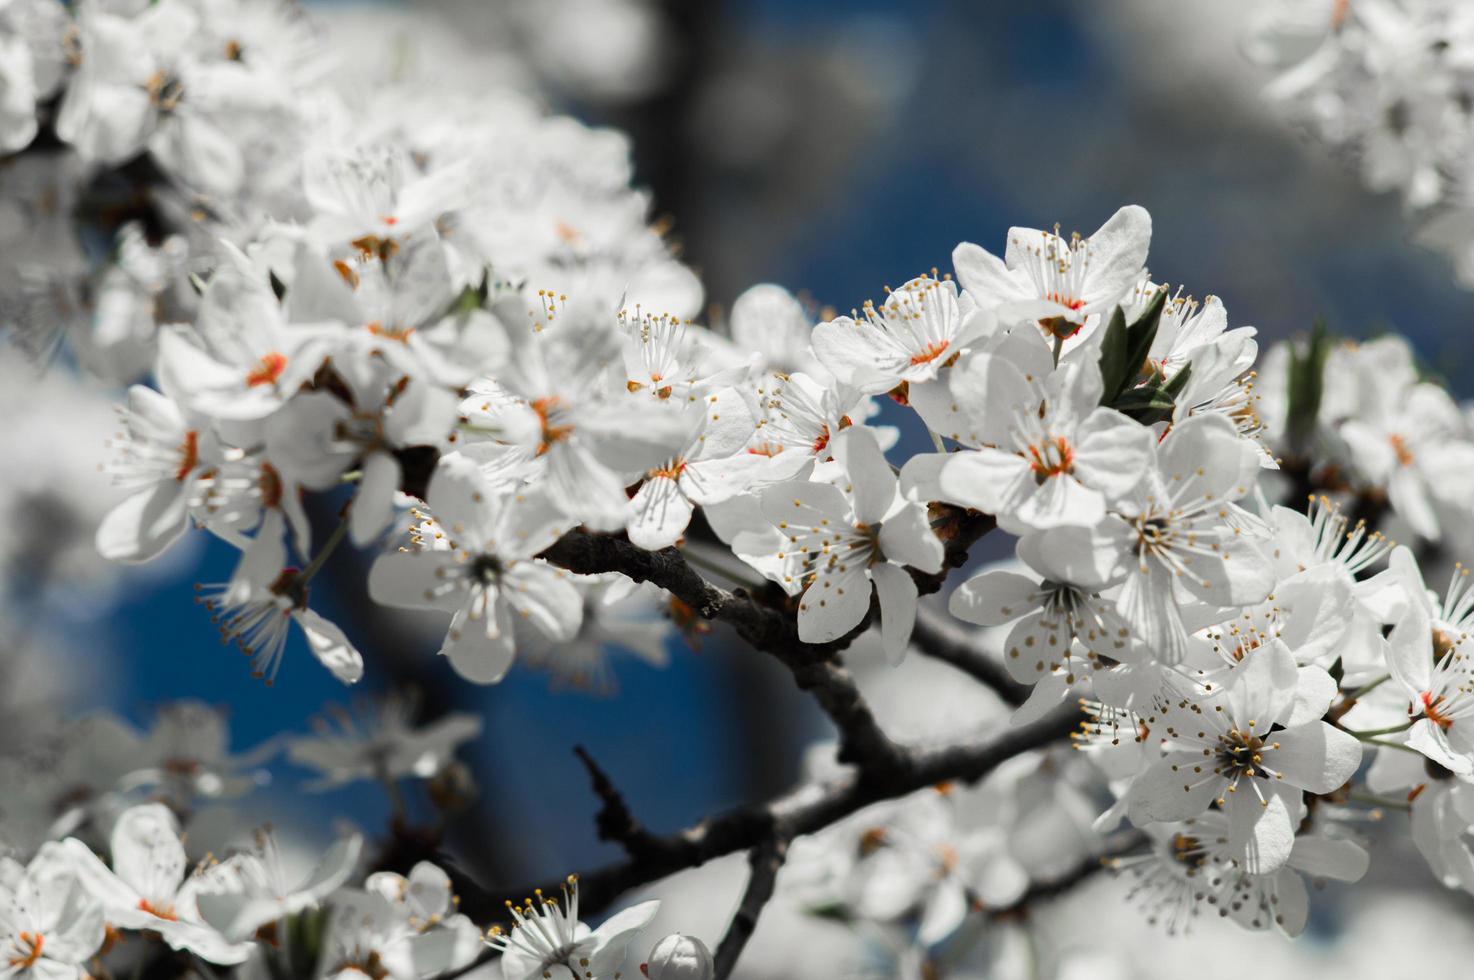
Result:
[713, 834, 790, 980]
[910, 605, 1029, 706]
[573, 745, 661, 859]
[910, 507, 997, 597]
[541, 530, 906, 773]
[455, 701, 1081, 925]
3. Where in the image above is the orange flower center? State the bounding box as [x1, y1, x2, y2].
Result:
[8, 932, 43, 969]
[909, 339, 950, 365]
[139, 898, 179, 922]
[1026, 436, 1074, 478]
[245, 351, 287, 388]
[1390, 433, 1415, 467]
[366, 321, 415, 343]
[1045, 292, 1086, 311]
[648, 459, 687, 481]
[174, 430, 199, 482]
[531, 397, 575, 456]
[1422, 691, 1454, 730]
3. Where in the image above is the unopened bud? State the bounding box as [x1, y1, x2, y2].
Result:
[643, 934, 714, 980]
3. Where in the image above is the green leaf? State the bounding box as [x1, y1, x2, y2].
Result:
[1114, 385, 1176, 416]
[1159, 360, 1193, 401]
[1098, 288, 1169, 407]
[1096, 305, 1130, 406]
[1286, 320, 1330, 455]
[1120, 287, 1168, 397]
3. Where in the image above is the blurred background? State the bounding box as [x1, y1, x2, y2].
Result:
[22, 0, 1474, 975]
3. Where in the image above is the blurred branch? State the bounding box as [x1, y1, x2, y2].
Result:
[910, 605, 1029, 706]
[985, 830, 1144, 922]
[713, 833, 790, 980]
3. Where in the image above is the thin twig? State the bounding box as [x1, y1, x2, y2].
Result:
[987, 831, 1144, 922]
[713, 834, 790, 979]
[574, 745, 660, 859]
[453, 702, 1081, 924]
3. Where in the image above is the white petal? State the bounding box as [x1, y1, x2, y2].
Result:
[96, 483, 190, 563]
[1225, 784, 1295, 875]
[949, 570, 1039, 627]
[293, 608, 364, 684]
[797, 564, 871, 644]
[833, 426, 897, 527]
[1269, 722, 1363, 794]
[1287, 835, 1369, 882]
[349, 452, 401, 547]
[871, 562, 918, 665]
[1126, 751, 1221, 824]
[877, 501, 944, 573]
[627, 476, 694, 551]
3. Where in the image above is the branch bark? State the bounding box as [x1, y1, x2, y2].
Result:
[712, 834, 790, 980]
[541, 530, 906, 772]
[455, 701, 1081, 924]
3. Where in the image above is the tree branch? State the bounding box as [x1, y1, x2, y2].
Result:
[713, 834, 790, 980]
[455, 701, 1081, 924]
[574, 745, 662, 860]
[909, 605, 1029, 706]
[541, 530, 906, 772]
[985, 830, 1143, 922]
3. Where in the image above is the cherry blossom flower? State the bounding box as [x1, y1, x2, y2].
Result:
[156, 267, 341, 423]
[63, 803, 252, 964]
[196, 524, 364, 685]
[951, 204, 1151, 343]
[477, 303, 701, 531]
[1088, 413, 1275, 665]
[367, 455, 579, 683]
[1126, 641, 1362, 874]
[737, 427, 943, 660]
[517, 575, 672, 691]
[96, 383, 214, 563]
[950, 531, 1135, 718]
[1326, 337, 1474, 541]
[728, 282, 818, 376]
[193, 825, 363, 944]
[627, 387, 756, 551]
[1383, 546, 1474, 774]
[321, 863, 481, 980]
[810, 273, 994, 396]
[484, 876, 659, 980]
[285, 696, 482, 792]
[936, 355, 1152, 533]
[0, 843, 106, 980]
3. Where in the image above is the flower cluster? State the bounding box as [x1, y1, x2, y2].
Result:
[10, 0, 1474, 977]
[0, 693, 714, 980]
[0, 802, 706, 980]
[1244, 0, 1474, 286]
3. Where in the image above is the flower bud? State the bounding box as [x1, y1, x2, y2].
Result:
[643, 933, 714, 980]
